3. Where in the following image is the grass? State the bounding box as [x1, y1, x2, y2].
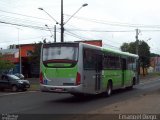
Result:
[28, 84, 40, 91]
[150, 72, 160, 76]
[144, 72, 160, 77]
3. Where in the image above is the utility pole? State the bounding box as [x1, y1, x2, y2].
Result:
[54, 25, 56, 43]
[18, 28, 22, 74]
[135, 29, 141, 79]
[135, 29, 140, 55]
[61, 0, 64, 42]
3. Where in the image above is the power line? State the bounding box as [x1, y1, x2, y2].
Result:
[141, 29, 160, 32]
[65, 14, 160, 29]
[0, 20, 47, 30]
[1, 10, 160, 32]
[0, 10, 55, 28]
[0, 9, 50, 21]
[64, 32, 82, 40]
[103, 43, 120, 50]
[66, 28, 135, 33]
[65, 30, 123, 46]
[0, 35, 51, 44]
[57, 29, 123, 50]
[0, 14, 50, 27]
[65, 30, 90, 40]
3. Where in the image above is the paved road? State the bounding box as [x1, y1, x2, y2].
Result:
[0, 78, 160, 114]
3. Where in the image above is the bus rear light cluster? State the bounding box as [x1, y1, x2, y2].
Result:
[40, 72, 44, 84]
[76, 72, 81, 85]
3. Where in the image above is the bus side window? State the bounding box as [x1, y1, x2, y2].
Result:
[95, 53, 103, 71]
[83, 49, 96, 70]
[121, 58, 127, 70]
[83, 49, 102, 70]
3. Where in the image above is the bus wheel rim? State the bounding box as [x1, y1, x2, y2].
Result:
[108, 87, 111, 95]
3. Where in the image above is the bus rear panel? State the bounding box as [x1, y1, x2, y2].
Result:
[40, 43, 83, 93]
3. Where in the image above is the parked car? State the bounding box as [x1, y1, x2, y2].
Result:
[14, 73, 25, 79]
[0, 74, 30, 92]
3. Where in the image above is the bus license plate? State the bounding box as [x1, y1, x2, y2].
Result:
[55, 88, 63, 92]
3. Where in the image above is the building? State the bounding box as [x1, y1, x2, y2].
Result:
[150, 57, 160, 72]
[0, 43, 40, 78]
[0, 49, 19, 63]
[76, 40, 102, 47]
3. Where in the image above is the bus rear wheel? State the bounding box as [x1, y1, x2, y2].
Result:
[104, 82, 112, 97]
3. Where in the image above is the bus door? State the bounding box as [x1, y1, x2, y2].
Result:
[136, 59, 140, 84]
[121, 58, 127, 87]
[95, 53, 102, 92]
[83, 49, 102, 93]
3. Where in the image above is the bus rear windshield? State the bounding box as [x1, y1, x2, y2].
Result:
[42, 44, 78, 68]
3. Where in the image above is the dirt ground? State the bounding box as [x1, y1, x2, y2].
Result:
[89, 75, 160, 114]
[90, 90, 160, 114]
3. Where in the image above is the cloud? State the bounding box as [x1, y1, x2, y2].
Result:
[0, 0, 160, 53]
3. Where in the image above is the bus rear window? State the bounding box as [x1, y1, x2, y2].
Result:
[42, 45, 78, 68]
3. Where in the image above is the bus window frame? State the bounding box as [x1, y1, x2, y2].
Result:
[103, 52, 121, 70]
[83, 48, 103, 70]
[42, 43, 79, 68]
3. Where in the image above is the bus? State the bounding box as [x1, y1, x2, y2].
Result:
[40, 42, 139, 96]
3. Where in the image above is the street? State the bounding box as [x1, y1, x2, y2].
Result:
[0, 78, 160, 115]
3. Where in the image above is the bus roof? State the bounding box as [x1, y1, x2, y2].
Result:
[80, 42, 139, 58]
[43, 42, 138, 58]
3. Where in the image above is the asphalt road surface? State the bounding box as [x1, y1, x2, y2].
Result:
[0, 78, 160, 114]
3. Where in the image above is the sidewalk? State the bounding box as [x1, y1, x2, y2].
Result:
[27, 78, 39, 91]
[27, 77, 39, 84]
[140, 73, 160, 83]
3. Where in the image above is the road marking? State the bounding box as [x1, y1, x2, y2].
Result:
[0, 91, 38, 97]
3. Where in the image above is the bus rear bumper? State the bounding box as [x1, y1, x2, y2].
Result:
[40, 84, 82, 93]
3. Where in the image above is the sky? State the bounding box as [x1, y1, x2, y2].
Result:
[0, 0, 160, 54]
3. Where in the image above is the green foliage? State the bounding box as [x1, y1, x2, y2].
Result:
[120, 40, 150, 68]
[0, 55, 15, 73]
[150, 53, 160, 57]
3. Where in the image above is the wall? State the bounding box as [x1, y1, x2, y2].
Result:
[20, 44, 35, 57]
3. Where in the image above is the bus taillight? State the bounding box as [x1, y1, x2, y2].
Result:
[40, 72, 43, 84]
[76, 72, 81, 85]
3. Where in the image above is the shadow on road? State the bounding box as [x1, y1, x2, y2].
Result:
[49, 88, 137, 103]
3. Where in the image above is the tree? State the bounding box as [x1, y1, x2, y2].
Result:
[150, 53, 160, 57]
[120, 43, 130, 52]
[120, 40, 150, 76]
[0, 55, 15, 74]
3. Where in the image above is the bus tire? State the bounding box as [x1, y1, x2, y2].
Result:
[104, 81, 112, 97]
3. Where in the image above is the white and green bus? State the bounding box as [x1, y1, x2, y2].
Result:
[40, 42, 139, 96]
